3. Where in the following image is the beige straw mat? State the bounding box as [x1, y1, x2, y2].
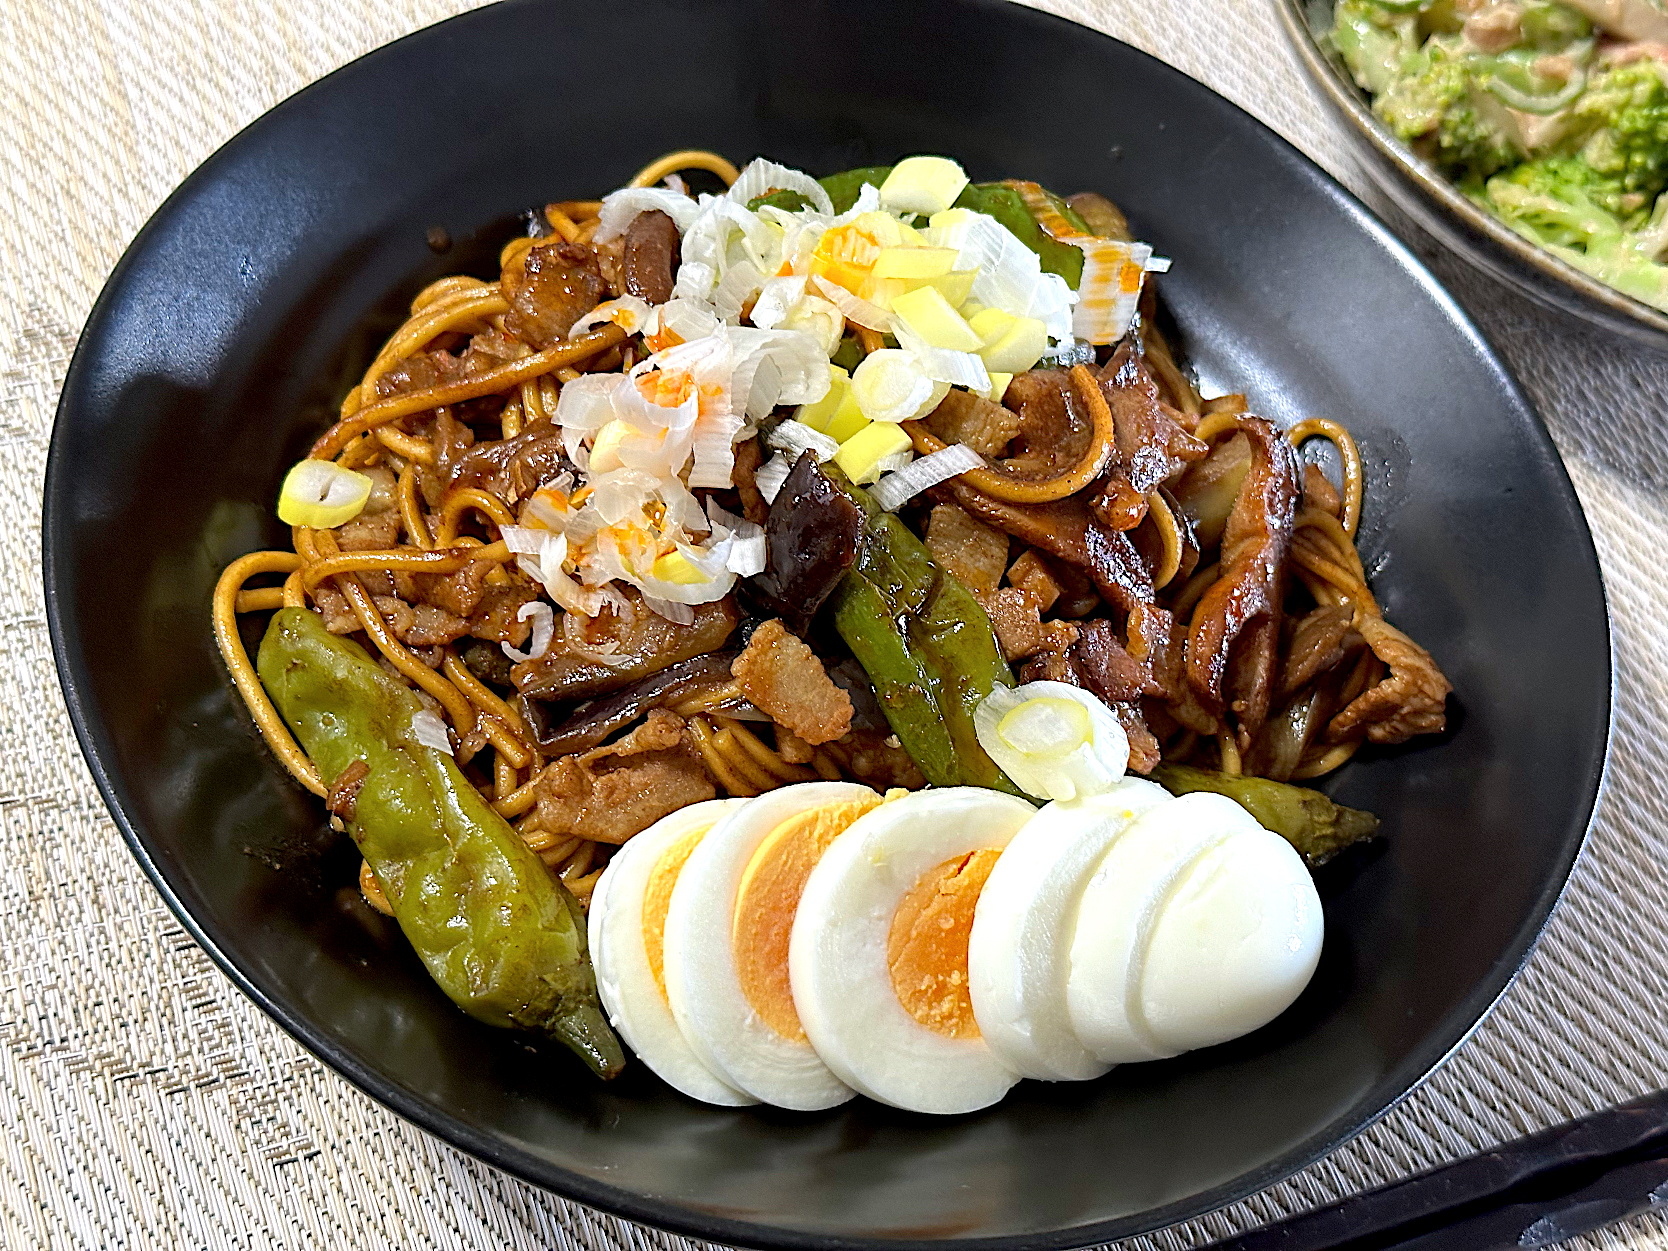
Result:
[3, 0, 1666, 1246]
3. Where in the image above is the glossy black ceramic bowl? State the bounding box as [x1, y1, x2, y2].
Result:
[1279, 0, 1668, 351]
[43, 1, 1610, 1246]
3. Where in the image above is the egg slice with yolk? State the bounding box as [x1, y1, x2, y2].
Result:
[589, 799, 754, 1106]
[967, 777, 1169, 1081]
[790, 787, 1036, 1114]
[663, 781, 881, 1110]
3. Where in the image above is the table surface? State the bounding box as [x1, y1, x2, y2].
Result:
[6, 1, 1668, 1248]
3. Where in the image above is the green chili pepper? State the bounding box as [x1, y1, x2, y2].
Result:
[953, 183, 1092, 286]
[257, 607, 625, 1077]
[830, 333, 865, 373]
[1151, 763, 1381, 866]
[747, 188, 811, 213]
[821, 465, 1020, 792]
[818, 165, 894, 213]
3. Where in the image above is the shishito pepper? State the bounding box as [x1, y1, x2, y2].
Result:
[257, 607, 625, 1077]
[1152, 763, 1381, 866]
[820, 464, 1020, 793]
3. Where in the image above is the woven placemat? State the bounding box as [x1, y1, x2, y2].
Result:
[4, 1, 1666, 1247]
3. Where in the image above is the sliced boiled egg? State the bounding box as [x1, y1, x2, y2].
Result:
[790, 787, 1036, 1115]
[967, 777, 1170, 1081]
[663, 781, 881, 1110]
[588, 799, 754, 1107]
[1066, 792, 1322, 1064]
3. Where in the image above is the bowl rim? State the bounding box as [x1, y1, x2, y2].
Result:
[1274, 0, 1668, 344]
[39, 0, 1614, 1246]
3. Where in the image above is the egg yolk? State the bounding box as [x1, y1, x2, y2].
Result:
[886, 848, 1003, 1039]
[642, 825, 712, 1002]
[732, 796, 883, 1040]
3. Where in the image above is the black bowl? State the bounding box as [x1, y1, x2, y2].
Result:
[1278, 0, 1668, 351]
[43, 0, 1610, 1246]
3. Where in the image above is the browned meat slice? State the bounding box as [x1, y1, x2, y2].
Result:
[468, 585, 539, 647]
[1095, 341, 1208, 508]
[1302, 463, 1341, 518]
[1116, 704, 1162, 774]
[402, 602, 471, 646]
[923, 387, 1020, 456]
[750, 452, 866, 633]
[501, 240, 607, 349]
[1070, 619, 1160, 702]
[980, 587, 1078, 663]
[621, 209, 679, 304]
[935, 480, 1153, 616]
[925, 503, 1008, 596]
[532, 709, 716, 844]
[1006, 549, 1061, 611]
[375, 349, 467, 398]
[448, 426, 568, 504]
[513, 590, 740, 701]
[1183, 417, 1300, 743]
[458, 327, 531, 375]
[731, 620, 853, 745]
[325, 760, 369, 822]
[1326, 615, 1451, 744]
[1002, 369, 1094, 481]
[1280, 604, 1359, 698]
[819, 729, 928, 790]
[1127, 601, 1217, 735]
[404, 558, 493, 619]
[335, 467, 401, 550]
[732, 435, 769, 525]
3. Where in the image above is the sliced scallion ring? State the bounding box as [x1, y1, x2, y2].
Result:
[277, 459, 374, 528]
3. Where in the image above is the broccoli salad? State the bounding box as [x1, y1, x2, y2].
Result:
[1334, 0, 1668, 310]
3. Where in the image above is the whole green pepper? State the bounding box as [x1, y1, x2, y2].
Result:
[821, 466, 1020, 793]
[1152, 762, 1381, 866]
[257, 607, 625, 1077]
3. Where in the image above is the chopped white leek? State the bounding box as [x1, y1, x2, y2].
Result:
[501, 601, 555, 664]
[851, 349, 946, 422]
[277, 460, 373, 529]
[879, 156, 969, 216]
[755, 451, 793, 504]
[766, 419, 840, 463]
[973, 681, 1130, 803]
[594, 186, 702, 243]
[871, 442, 984, 512]
[410, 710, 454, 756]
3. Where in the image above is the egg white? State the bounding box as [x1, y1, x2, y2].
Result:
[1065, 792, 1260, 1063]
[1139, 824, 1322, 1052]
[967, 777, 1169, 1081]
[662, 781, 874, 1111]
[589, 799, 755, 1106]
[790, 786, 1036, 1115]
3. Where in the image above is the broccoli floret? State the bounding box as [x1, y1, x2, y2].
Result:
[1484, 158, 1629, 248]
[1374, 38, 1518, 180]
[1333, 0, 1421, 95]
[1485, 163, 1668, 307]
[1571, 61, 1668, 208]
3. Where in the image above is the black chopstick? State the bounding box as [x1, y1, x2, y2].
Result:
[1206, 1088, 1668, 1250]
